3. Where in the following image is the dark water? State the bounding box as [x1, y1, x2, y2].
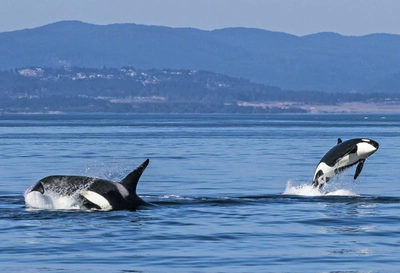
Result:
[1, 113, 400, 272]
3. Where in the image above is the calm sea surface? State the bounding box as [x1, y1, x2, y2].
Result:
[1, 113, 400, 272]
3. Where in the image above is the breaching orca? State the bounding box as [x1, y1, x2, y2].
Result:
[312, 138, 379, 188]
[26, 159, 150, 210]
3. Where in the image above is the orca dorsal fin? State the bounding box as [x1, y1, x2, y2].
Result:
[120, 159, 150, 194]
[337, 138, 343, 144]
[354, 159, 365, 180]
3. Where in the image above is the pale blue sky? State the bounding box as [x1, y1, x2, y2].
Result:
[2, 0, 400, 36]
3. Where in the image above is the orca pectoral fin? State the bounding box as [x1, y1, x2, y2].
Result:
[80, 191, 112, 210]
[354, 160, 365, 180]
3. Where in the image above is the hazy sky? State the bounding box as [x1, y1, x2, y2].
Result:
[2, 0, 400, 36]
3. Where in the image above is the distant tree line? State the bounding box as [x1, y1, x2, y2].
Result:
[0, 67, 398, 113]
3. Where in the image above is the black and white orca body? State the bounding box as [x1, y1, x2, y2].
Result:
[312, 138, 379, 188]
[26, 159, 149, 210]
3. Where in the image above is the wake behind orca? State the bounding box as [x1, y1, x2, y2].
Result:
[312, 138, 379, 189]
[25, 159, 149, 211]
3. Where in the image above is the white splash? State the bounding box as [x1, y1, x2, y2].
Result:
[282, 180, 357, 196]
[24, 190, 82, 210]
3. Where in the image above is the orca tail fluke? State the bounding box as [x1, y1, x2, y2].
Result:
[120, 159, 150, 193]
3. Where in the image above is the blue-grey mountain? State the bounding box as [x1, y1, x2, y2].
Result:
[1, 21, 400, 93]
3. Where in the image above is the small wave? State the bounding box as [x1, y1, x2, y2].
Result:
[147, 194, 247, 207]
[282, 180, 357, 196]
[159, 195, 193, 200]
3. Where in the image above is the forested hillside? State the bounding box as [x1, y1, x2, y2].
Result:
[0, 67, 397, 113]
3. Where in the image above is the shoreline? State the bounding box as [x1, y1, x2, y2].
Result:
[1, 102, 400, 115]
[239, 101, 400, 114]
[302, 102, 400, 114]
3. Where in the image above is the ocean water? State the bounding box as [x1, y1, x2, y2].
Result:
[1, 113, 400, 272]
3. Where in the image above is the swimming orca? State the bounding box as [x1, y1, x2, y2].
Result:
[312, 138, 379, 188]
[26, 159, 150, 210]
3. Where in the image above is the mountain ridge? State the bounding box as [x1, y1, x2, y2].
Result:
[1, 21, 400, 93]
